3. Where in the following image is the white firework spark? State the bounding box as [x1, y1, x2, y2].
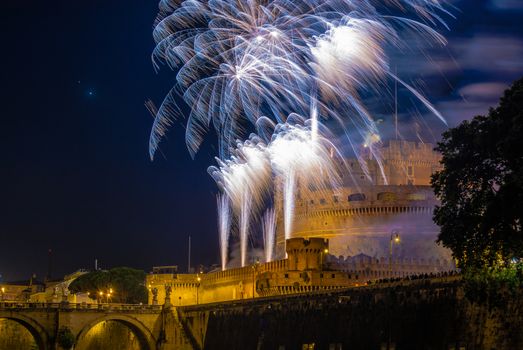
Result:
[217, 194, 231, 271]
[150, 0, 451, 160]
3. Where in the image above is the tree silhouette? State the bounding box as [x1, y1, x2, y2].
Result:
[68, 267, 147, 304]
[432, 77, 523, 269]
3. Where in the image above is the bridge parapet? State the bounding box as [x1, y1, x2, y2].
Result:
[0, 302, 162, 313]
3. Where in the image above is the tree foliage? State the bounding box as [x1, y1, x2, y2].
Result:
[431, 77, 523, 269]
[463, 263, 523, 305]
[56, 327, 75, 349]
[68, 267, 147, 304]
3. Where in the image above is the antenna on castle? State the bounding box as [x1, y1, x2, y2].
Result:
[188, 235, 191, 273]
[394, 65, 398, 140]
[47, 248, 52, 281]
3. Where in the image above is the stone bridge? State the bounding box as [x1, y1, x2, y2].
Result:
[3, 277, 522, 350]
[0, 302, 193, 350]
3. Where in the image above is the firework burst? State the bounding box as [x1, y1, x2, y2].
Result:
[150, 0, 451, 160]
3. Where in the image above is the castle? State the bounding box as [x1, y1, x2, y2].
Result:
[277, 139, 450, 262]
[147, 140, 454, 306]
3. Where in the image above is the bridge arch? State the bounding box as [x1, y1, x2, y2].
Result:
[75, 314, 156, 350]
[0, 312, 49, 350]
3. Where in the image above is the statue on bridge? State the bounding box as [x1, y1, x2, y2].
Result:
[151, 287, 158, 305]
[164, 285, 172, 307]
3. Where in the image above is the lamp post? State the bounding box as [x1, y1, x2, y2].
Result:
[320, 248, 329, 270]
[196, 275, 201, 305]
[252, 258, 260, 299]
[320, 248, 328, 289]
[389, 231, 400, 277]
[387, 231, 400, 350]
[1, 287, 5, 301]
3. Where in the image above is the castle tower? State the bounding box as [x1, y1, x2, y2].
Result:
[286, 238, 329, 271]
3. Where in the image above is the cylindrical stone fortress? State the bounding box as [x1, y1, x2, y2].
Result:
[275, 140, 452, 267]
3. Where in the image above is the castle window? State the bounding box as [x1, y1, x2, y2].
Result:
[377, 192, 397, 201]
[284, 274, 289, 279]
[319, 198, 326, 205]
[407, 193, 426, 200]
[407, 165, 413, 176]
[348, 193, 366, 202]
[333, 195, 339, 203]
[331, 274, 335, 278]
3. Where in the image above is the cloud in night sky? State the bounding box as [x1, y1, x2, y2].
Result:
[400, 34, 523, 78]
[428, 34, 523, 125]
[452, 35, 523, 75]
[387, 30, 523, 130]
[488, 0, 523, 11]
[458, 82, 508, 100]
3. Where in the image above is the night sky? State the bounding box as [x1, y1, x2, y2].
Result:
[1, 0, 522, 281]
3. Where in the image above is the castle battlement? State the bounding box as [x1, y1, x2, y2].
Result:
[146, 237, 453, 306]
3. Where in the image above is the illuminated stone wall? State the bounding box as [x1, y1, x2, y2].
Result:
[147, 235, 454, 307]
[275, 140, 452, 266]
[0, 319, 38, 350]
[280, 185, 451, 263]
[147, 238, 358, 306]
[76, 320, 143, 350]
[0, 283, 42, 302]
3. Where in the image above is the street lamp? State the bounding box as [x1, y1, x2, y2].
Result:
[1, 287, 5, 301]
[389, 230, 401, 277]
[252, 258, 260, 299]
[99, 291, 104, 304]
[321, 248, 329, 270]
[196, 275, 201, 305]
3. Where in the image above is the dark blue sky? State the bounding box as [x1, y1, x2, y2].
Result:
[1, 0, 522, 281]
